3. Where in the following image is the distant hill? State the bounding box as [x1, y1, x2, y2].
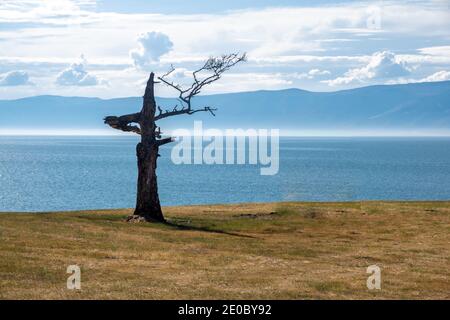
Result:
[1, 81, 449, 134]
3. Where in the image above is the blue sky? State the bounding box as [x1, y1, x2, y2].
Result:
[94, 0, 357, 14]
[0, 0, 449, 99]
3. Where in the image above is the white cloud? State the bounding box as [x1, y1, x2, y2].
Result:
[130, 32, 174, 69]
[421, 70, 450, 82]
[295, 69, 331, 80]
[308, 69, 331, 76]
[390, 70, 450, 85]
[0, 0, 96, 26]
[198, 72, 293, 94]
[171, 68, 190, 78]
[323, 51, 411, 86]
[56, 55, 106, 86]
[418, 46, 450, 57]
[0, 1, 449, 97]
[394, 45, 450, 65]
[161, 67, 192, 86]
[0, 70, 32, 86]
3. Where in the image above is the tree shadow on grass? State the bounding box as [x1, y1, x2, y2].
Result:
[163, 220, 256, 239]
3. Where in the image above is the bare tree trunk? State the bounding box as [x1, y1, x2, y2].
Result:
[104, 54, 246, 223]
[128, 72, 165, 222]
[133, 140, 164, 222]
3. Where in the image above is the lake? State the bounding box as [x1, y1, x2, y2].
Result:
[1, 136, 450, 212]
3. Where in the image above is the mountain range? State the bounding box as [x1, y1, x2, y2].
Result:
[1, 81, 449, 135]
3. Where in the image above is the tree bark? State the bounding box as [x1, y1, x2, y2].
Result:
[133, 141, 164, 222]
[129, 72, 165, 222]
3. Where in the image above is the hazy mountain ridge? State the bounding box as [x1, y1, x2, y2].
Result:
[1, 81, 449, 133]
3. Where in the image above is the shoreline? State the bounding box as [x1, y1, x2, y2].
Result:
[0, 199, 450, 214]
[2, 200, 450, 214]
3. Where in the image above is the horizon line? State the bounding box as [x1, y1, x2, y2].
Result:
[2, 130, 450, 138]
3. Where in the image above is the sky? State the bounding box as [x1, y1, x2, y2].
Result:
[0, 0, 449, 99]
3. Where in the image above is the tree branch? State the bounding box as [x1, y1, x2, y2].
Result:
[154, 105, 217, 121]
[104, 112, 141, 134]
[156, 137, 174, 146]
[156, 53, 246, 120]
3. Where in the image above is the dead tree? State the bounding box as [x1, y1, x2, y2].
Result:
[104, 53, 246, 222]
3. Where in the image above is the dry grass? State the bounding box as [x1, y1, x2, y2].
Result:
[0, 201, 449, 299]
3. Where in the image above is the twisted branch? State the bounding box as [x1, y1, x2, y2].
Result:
[104, 113, 141, 134]
[157, 53, 246, 120]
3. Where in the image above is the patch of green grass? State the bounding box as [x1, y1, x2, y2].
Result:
[309, 280, 347, 293]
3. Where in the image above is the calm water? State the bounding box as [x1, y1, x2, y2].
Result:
[1, 136, 450, 212]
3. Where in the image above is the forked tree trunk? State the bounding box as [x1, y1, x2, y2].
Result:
[128, 72, 165, 222]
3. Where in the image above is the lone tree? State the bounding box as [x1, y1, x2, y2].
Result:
[104, 53, 246, 222]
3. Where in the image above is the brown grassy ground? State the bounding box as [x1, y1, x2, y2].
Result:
[0, 201, 449, 299]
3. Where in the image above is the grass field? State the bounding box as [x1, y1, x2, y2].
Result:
[0, 201, 449, 299]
